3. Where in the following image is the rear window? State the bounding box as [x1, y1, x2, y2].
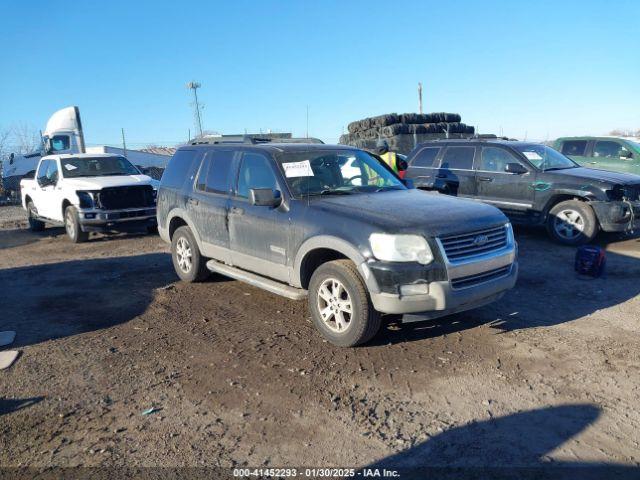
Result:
[410, 147, 440, 167]
[560, 140, 587, 156]
[440, 146, 475, 170]
[161, 149, 199, 189]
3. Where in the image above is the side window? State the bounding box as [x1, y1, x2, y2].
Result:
[36, 160, 50, 180]
[50, 135, 70, 152]
[440, 146, 475, 170]
[205, 151, 234, 193]
[46, 160, 59, 183]
[593, 141, 628, 158]
[162, 149, 199, 189]
[560, 140, 587, 156]
[479, 147, 518, 172]
[236, 153, 278, 199]
[410, 147, 441, 167]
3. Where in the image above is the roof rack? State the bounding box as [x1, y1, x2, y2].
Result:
[189, 136, 273, 146]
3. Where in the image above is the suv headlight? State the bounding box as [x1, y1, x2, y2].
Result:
[369, 233, 433, 265]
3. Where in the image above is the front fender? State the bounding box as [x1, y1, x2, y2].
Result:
[292, 235, 379, 292]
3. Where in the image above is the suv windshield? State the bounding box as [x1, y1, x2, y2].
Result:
[278, 149, 405, 197]
[61, 156, 141, 178]
[514, 144, 578, 171]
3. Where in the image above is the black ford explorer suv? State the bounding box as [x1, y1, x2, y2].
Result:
[404, 139, 640, 245]
[157, 142, 517, 346]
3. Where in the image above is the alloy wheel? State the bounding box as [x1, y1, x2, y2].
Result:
[316, 277, 353, 333]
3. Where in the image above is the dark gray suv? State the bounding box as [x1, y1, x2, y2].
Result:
[157, 142, 518, 346]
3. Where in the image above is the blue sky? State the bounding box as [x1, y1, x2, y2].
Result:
[0, 0, 638, 148]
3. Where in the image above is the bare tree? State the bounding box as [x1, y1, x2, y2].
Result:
[609, 128, 640, 137]
[10, 123, 41, 154]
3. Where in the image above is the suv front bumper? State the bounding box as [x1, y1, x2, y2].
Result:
[591, 200, 640, 233]
[78, 207, 157, 232]
[361, 241, 518, 319]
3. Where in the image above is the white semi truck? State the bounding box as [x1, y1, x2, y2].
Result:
[2, 106, 170, 195]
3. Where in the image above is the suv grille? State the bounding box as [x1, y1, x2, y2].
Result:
[439, 225, 508, 262]
[451, 265, 511, 289]
[97, 185, 155, 210]
[623, 185, 640, 202]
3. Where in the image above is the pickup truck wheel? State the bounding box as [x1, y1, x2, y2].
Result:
[65, 206, 89, 243]
[27, 202, 45, 232]
[546, 200, 597, 246]
[309, 260, 381, 347]
[171, 226, 209, 282]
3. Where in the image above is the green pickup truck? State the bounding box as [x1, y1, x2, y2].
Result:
[554, 137, 640, 176]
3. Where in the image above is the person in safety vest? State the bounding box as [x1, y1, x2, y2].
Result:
[376, 139, 399, 173]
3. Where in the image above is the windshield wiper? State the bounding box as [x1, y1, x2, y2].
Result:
[309, 189, 355, 196]
[543, 166, 575, 171]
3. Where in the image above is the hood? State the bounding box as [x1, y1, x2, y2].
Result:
[63, 174, 154, 190]
[550, 167, 640, 186]
[309, 189, 507, 237]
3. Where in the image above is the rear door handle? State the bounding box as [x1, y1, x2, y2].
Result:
[230, 206, 244, 216]
[435, 174, 447, 179]
[478, 177, 494, 182]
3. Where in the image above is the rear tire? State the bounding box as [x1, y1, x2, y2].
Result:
[27, 201, 45, 232]
[308, 259, 381, 347]
[546, 200, 598, 246]
[65, 206, 89, 243]
[171, 226, 209, 282]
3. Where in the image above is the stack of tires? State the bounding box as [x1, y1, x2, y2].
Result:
[339, 112, 475, 154]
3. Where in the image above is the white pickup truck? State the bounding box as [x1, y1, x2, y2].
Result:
[21, 153, 157, 242]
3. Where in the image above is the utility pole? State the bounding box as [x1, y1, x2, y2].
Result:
[121, 128, 127, 158]
[187, 81, 204, 138]
[418, 82, 423, 114]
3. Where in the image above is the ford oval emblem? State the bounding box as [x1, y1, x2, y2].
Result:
[473, 234, 489, 246]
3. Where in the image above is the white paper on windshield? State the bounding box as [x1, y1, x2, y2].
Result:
[63, 163, 78, 171]
[523, 151, 543, 161]
[283, 160, 314, 177]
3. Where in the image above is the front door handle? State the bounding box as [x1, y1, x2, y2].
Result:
[187, 198, 199, 206]
[230, 206, 244, 216]
[478, 177, 494, 182]
[435, 174, 447, 179]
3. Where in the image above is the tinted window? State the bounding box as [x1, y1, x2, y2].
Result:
[162, 149, 199, 189]
[479, 147, 518, 172]
[440, 147, 475, 170]
[593, 141, 628, 158]
[50, 135, 70, 152]
[237, 153, 278, 198]
[411, 147, 440, 167]
[560, 140, 587, 156]
[206, 151, 234, 193]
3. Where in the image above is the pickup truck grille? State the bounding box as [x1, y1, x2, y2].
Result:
[451, 265, 511, 289]
[623, 185, 640, 202]
[439, 225, 508, 262]
[97, 186, 155, 210]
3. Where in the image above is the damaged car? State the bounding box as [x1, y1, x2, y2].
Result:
[157, 141, 517, 347]
[404, 139, 640, 245]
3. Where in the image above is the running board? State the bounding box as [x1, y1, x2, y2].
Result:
[206, 260, 308, 301]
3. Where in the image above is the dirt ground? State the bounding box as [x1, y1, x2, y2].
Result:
[1, 204, 639, 476]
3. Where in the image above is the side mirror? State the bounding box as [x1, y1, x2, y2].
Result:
[396, 158, 408, 172]
[9, 153, 14, 165]
[402, 178, 415, 189]
[621, 151, 633, 159]
[505, 163, 527, 174]
[249, 188, 280, 207]
[37, 176, 50, 187]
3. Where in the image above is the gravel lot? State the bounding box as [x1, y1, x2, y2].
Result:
[1, 204, 639, 475]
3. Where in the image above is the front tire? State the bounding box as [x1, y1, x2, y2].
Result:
[546, 200, 598, 246]
[171, 226, 209, 282]
[308, 259, 381, 347]
[27, 201, 45, 232]
[65, 206, 89, 243]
